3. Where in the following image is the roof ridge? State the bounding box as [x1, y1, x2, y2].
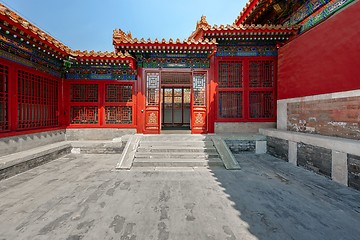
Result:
[70, 49, 134, 59]
[113, 27, 217, 45]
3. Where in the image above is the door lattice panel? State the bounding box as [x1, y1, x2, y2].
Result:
[146, 73, 160, 106]
[193, 74, 206, 106]
[161, 72, 191, 85]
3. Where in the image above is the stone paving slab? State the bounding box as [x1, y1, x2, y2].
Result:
[0, 153, 359, 240]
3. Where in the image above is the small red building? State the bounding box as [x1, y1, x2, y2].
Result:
[0, 0, 358, 137]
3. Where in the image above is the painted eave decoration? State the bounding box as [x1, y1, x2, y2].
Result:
[70, 50, 136, 69]
[234, 0, 265, 25]
[202, 24, 299, 41]
[187, 15, 299, 42]
[0, 3, 70, 60]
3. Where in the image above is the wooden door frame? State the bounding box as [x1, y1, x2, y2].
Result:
[138, 68, 210, 134]
[162, 86, 191, 127]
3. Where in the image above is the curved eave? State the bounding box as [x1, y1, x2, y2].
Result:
[203, 25, 299, 41]
[70, 51, 136, 70]
[234, 0, 263, 26]
[0, 4, 70, 58]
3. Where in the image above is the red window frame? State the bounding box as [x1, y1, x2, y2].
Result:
[65, 80, 136, 128]
[0, 58, 63, 138]
[0, 63, 9, 132]
[215, 56, 277, 122]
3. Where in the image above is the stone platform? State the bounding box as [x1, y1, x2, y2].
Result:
[0, 152, 359, 239]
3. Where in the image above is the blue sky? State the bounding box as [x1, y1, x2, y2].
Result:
[1, 0, 248, 51]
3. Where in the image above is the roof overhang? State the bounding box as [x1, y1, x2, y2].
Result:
[203, 24, 299, 41]
[113, 29, 217, 57]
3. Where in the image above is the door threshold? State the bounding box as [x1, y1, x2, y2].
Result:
[160, 129, 192, 134]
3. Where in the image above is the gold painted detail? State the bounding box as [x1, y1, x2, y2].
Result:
[148, 112, 157, 124]
[195, 113, 204, 124]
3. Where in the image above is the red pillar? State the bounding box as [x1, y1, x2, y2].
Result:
[207, 55, 216, 133]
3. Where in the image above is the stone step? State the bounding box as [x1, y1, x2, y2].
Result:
[141, 135, 212, 142]
[134, 152, 219, 159]
[78, 147, 124, 154]
[139, 141, 214, 147]
[136, 147, 217, 153]
[132, 158, 223, 167]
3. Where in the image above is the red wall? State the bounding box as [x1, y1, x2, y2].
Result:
[278, 1, 360, 100]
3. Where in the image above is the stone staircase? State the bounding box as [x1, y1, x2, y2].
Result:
[132, 135, 224, 168]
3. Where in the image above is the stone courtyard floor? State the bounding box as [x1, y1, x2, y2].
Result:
[0, 153, 359, 240]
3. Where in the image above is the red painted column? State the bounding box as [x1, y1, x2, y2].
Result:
[136, 67, 145, 133]
[208, 55, 216, 133]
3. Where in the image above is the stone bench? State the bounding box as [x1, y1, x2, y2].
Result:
[259, 128, 360, 190]
[0, 142, 72, 180]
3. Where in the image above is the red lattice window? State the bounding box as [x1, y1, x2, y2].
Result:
[161, 72, 191, 85]
[217, 59, 276, 121]
[17, 70, 59, 129]
[249, 91, 275, 118]
[105, 106, 132, 124]
[67, 82, 134, 127]
[0, 64, 8, 131]
[70, 84, 98, 102]
[218, 91, 242, 118]
[70, 106, 98, 124]
[218, 61, 243, 119]
[105, 84, 132, 102]
[249, 61, 274, 88]
[193, 74, 206, 106]
[218, 62, 242, 88]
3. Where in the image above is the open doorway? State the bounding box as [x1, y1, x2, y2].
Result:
[161, 87, 191, 130]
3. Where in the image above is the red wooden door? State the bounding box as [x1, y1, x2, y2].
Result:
[144, 72, 161, 133]
[191, 73, 207, 134]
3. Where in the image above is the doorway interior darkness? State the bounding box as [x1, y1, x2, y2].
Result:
[161, 87, 191, 130]
[160, 72, 192, 130]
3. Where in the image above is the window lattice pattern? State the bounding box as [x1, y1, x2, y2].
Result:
[193, 74, 206, 106]
[105, 106, 132, 124]
[70, 84, 98, 102]
[218, 62, 242, 88]
[17, 70, 59, 129]
[105, 84, 132, 102]
[249, 61, 274, 88]
[0, 64, 8, 131]
[146, 73, 160, 106]
[218, 91, 242, 118]
[249, 91, 274, 118]
[161, 72, 191, 85]
[70, 106, 98, 124]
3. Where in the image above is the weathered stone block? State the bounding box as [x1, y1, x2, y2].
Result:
[297, 143, 332, 177]
[0, 147, 71, 181]
[266, 137, 288, 161]
[348, 154, 360, 190]
[225, 140, 255, 154]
